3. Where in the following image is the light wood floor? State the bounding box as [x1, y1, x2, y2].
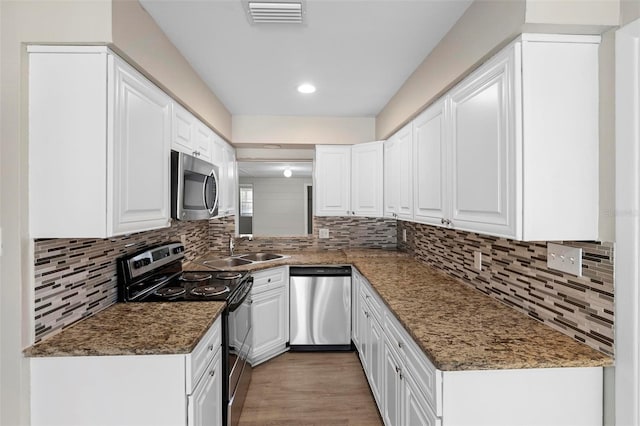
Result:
[238, 351, 383, 426]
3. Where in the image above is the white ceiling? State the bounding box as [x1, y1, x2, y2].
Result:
[238, 161, 313, 177]
[139, 0, 472, 117]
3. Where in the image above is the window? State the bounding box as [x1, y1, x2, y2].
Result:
[239, 184, 253, 217]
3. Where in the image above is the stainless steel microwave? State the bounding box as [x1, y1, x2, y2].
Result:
[171, 150, 219, 221]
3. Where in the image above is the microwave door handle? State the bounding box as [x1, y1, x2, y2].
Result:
[210, 170, 219, 213]
[202, 170, 219, 214]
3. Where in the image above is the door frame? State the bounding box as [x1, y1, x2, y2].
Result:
[615, 17, 640, 426]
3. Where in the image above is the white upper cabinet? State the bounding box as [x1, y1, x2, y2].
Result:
[217, 141, 237, 217]
[315, 145, 352, 216]
[315, 143, 384, 217]
[29, 46, 171, 238]
[413, 99, 448, 226]
[449, 45, 516, 237]
[409, 34, 600, 241]
[351, 141, 384, 216]
[171, 102, 213, 163]
[384, 124, 413, 220]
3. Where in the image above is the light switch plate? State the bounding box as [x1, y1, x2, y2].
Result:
[547, 243, 582, 276]
[473, 251, 482, 271]
[402, 229, 407, 242]
[319, 228, 329, 239]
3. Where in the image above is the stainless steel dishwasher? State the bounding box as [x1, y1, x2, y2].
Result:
[289, 266, 352, 350]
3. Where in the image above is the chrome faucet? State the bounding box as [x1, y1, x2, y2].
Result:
[229, 234, 236, 256]
[229, 234, 252, 256]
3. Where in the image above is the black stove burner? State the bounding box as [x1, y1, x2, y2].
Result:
[190, 285, 229, 297]
[215, 271, 242, 280]
[154, 287, 186, 298]
[179, 272, 213, 282]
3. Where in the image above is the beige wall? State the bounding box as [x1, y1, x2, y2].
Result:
[233, 115, 376, 145]
[621, 0, 640, 25]
[111, 0, 232, 140]
[375, 0, 526, 140]
[1, 2, 112, 424]
[525, 0, 619, 25]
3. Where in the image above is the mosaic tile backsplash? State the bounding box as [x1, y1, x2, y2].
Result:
[397, 221, 614, 356]
[33, 220, 210, 342]
[209, 215, 397, 253]
[34, 215, 396, 341]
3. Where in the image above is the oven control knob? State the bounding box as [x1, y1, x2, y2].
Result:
[173, 247, 184, 254]
[142, 258, 151, 266]
[133, 260, 143, 269]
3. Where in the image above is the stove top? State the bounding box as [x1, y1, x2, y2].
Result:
[117, 242, 251, 303]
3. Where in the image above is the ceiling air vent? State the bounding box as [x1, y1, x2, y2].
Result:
[245, 1, 305, 24]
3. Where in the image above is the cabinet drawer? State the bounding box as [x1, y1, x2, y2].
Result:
[360, 281, 383, 324]
[186, 315, 222, 394]
[385, 311, 441, 415]
[253, 267, 286, 293]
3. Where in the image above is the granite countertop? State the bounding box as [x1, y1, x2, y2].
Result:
[188, 248, 612, 371]
[25, 302, 226, 357]
[26, 249, 612, 370]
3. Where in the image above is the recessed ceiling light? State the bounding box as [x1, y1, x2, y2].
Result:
[297, 83, 316, 94]
[283, 168, 293, 178]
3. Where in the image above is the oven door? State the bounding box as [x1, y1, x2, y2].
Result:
[227, 294, 252, 426]
[171, 150, 219, 221]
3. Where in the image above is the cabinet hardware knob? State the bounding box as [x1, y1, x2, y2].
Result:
[267, 278, 271, 283]
[441, 218, 446, 224]
[398, 341, 403, 349]
[399, 373, 404, 380]
[209, 370, 215, 377]
[352, 211, 355, 215]
[208, 344, 214, 351]
[395, 365, 400, 373]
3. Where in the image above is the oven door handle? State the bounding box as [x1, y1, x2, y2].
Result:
[204, 169, 219, 214]
[228, 278, 253, 311]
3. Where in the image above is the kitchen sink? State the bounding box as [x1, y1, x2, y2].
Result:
[238, 253, 286, 262]
[202, 257, 253, 268]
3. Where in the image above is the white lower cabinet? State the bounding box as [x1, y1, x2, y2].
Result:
[30, 316, 222, 426]
[353, 269, 603, 426]
[248, 267, 289, 365]
[188, 349, 222, 426]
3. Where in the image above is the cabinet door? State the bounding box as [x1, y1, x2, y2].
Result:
[351, 141, 384, 217]
[384, 138, 399, 218]
[395, 124, 414, 220]
[171, 102, 196, 154]
[251, 286, 287, 362]
[413, 99, 448, 226]
[368, 314, 384, 410]
[351, 272, 361, 350]
[449, 47, 517, 238]
[357, 291, 369, 369]
[194, 121, 213, 163]
[111, 57, 171, 236]
[382, 336, 403, 426]
[315, 145, 351, 216]
[188, 350, 222, 426]
[403, 372, 440, 426]
[217, 142, 236, 217]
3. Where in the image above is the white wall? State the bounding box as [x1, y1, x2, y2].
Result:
[239, 177, 312, 236]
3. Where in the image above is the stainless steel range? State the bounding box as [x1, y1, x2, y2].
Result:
[117, 242, 253, 426]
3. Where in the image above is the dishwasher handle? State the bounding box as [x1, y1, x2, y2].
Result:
[289, 266, 352, 277]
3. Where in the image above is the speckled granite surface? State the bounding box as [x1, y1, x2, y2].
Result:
[25, 302, 225, 357]
[349, 257, 612, 371]
[188, 249, 612, 370]
[27, 249, 612, 370]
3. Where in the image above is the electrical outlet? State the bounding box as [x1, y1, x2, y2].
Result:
[402, 229, 407, 242]
[473, 251, 482, 271]
[319, 228, 329, 239]
[547, 243, 582, 276]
